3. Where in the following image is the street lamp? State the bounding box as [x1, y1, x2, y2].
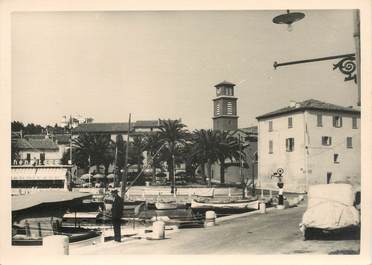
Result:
[272, 10, 361, 106]
[272, 10, 305, 32]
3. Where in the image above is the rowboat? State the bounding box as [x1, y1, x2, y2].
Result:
[191, 198, 259, 211]
[155, 201, 178, 210]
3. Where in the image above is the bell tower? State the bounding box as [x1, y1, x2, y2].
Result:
[212, 81, 238, 131]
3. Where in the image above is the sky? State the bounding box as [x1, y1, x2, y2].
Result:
[11, 10, 357, 130]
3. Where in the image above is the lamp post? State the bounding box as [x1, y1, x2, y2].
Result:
[272, 10, 361, 106]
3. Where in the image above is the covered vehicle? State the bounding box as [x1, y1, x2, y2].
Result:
[299, 183, 360, 240]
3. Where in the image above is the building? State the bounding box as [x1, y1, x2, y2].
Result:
[256, 99, 360, 193]
[212, 81, 238, 131]
[13, 137, 62, 165]
[11, 165, 72, 193]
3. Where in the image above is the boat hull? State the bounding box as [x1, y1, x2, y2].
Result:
[191, 199, 259, 215]
[155, 202, 178, 210]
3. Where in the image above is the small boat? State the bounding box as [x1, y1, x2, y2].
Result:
[191, 198, 259, 211]
[155, 201, 178, 210]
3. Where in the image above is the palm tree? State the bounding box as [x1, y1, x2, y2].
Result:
[131, 135, 146, 173]
[191, 129, 221, 187]
[216, 131, 242, 184]
[73, 133, 115, 186]
[158, 119, 189, 193]
[143, 132, 164, 182]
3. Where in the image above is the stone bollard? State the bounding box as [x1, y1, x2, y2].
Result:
[259, 201, 266, 214]
[43, 235, 69, 255]
[152, 221, 165, 240]
[204, 211, 216, 227]
[100, 228, 106, 243]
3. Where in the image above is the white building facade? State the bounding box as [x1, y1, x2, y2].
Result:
[257, 99, 360, 193]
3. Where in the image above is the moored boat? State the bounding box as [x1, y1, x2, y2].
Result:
[155, 201, 178, 210]
[191, 198, 259, 211]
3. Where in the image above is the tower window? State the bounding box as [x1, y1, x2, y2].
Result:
[216, 103, 220, 115]
[333, 115, 343, 128]
[322, 136, 332, 146]
[227, 101, 233, 115]
[216, 87, 221, 96]
[286, 138, 295, 152]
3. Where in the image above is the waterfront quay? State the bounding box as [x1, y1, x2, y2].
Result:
[71, 202, 360, 255]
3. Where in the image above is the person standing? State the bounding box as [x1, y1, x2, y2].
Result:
[111, 189, 124, 242]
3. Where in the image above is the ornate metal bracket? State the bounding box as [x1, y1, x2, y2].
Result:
[332, 56, 357, 83]
[274, 53, 357, 83]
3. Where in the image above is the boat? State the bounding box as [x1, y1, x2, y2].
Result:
[12, 190, 102, 246]
[191, 198, 259, 213]
[155, 201, 178, 210]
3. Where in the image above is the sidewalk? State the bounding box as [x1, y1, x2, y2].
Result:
[71, 204, 360, 255]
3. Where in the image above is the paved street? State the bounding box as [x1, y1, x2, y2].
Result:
[74, 204, 360, 255]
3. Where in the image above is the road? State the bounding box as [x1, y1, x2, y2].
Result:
[74, 204, 360, 255]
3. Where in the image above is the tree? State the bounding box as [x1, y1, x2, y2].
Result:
[191, 129, 220, 187]
[11, 121, 25, 132]
[158, 119, 189, 193]
[11, 138, 20, 164]
[143, 132, 164, 182]
[216, 131, 242, 184]
[131, 135, 146, 173]
[72, 133, 115, 186]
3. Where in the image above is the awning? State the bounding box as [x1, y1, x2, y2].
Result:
[11, 167, 68, 181]
[12, 191, 92, 212]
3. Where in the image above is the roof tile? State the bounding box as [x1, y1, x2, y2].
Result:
[256, 99, 360, 120]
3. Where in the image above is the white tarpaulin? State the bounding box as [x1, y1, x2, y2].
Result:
[301, 184, 360, 230]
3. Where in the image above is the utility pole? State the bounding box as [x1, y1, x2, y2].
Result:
[121, 113, 131, 199]
[239, 135, 245, 198]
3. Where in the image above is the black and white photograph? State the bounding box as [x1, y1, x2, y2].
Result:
[1, 1, 371, 264]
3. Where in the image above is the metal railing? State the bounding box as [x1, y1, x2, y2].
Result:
[12, 159, 62, 166]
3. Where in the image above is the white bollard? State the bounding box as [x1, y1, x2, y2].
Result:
[259, 201, 266, 214]
[43, 235, 69, 255]
[204, 211, 216, 227]
[152, 221, 165, 240]
[100, 228, 106, 243]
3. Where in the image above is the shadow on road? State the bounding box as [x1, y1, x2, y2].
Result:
[305, 226, 360, 241]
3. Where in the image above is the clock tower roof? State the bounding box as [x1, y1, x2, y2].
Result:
[214, 80, 235, 87]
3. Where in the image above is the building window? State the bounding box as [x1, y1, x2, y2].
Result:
[288, 117, 293, 128]
[333, 115, 343, 128]
[216, 103, 220, 115]
[317, 114, 323, 127]
[321, 136, 332, 146]
[334, 153, 340, 163]
[352, 117, 358, 129]
[346, 137, 353, 148]
[286, 138, 295, 152]
[227, 101, 233, 115]
[26, 153, 31, 162]
[269, 140, 273, 154]
[268, 121, 273, 132]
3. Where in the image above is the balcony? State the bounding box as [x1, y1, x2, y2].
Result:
[12, 159, 62, 166]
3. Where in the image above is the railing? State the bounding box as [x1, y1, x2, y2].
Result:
[12, 159, 62, 166]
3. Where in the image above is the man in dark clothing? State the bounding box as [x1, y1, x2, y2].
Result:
[111, 189, 124, 242]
